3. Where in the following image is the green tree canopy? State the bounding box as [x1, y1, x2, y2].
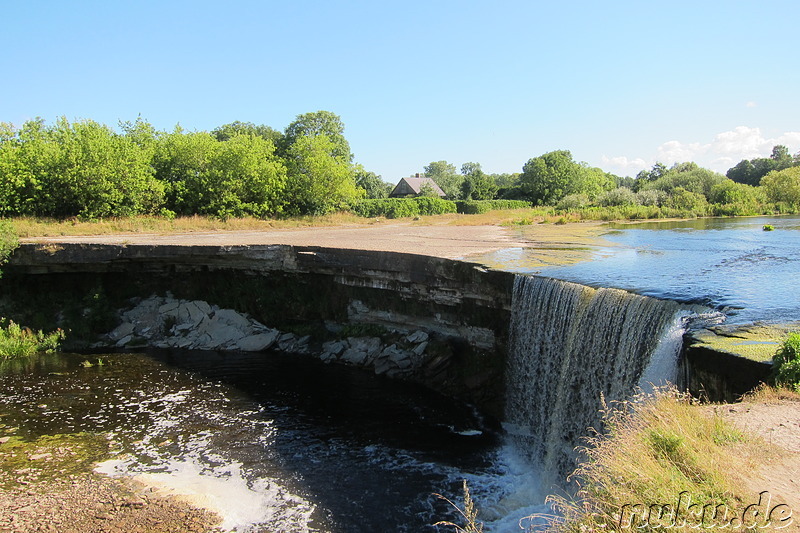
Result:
[423, 160, 463, 199]
[281, 111, 352, 162]
[460, 163, 498, 200]
[354, 165, 392, 199]
[0, 117, 164, 218]
[520, 150, 613, 205]
[212, 121, 283, 145]
[284, 134, 361, 215]
[761, 167, 800, 205]
[726, 145, 797, 186]
[638, 162, 726, 199]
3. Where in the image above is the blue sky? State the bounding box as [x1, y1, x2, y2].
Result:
[3, 0, 798, 180]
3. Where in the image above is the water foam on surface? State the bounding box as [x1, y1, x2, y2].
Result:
[96, 455, 316, 532]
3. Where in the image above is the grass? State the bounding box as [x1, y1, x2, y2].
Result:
[0, 318, 64, 359]
[9, 212, 373, 238]
[541, 388, 777, 532]
[9, 203, 797, 240]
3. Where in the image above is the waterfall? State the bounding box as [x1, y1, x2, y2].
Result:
[505, 275, 684, 487]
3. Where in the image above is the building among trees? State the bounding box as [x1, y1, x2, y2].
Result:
[389, 174, 446, 198]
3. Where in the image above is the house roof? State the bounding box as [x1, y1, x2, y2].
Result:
[390, 176, 446, 197]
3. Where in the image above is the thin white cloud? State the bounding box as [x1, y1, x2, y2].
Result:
[746, 101, 757, 108]
[601, 126, 800, 176]
[599, 155, 648, 175]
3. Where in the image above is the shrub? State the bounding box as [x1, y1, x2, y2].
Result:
[597, 187, 638, 207]
[555, 194, 591, 211]
[455, 200, 531, 214]
[350, 197, 456, 218]
[773, 332, 800, 391]
[636, 189, 667, 207]
[665, 187, 710, 214]
[0, 318, 64, 359]
[0, 220, 18, 276]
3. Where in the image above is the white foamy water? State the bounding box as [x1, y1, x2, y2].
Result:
[96, 456, 316, 532]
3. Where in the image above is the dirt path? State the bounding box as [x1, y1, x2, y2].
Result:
[710, 397, 800, 521]
[22, 220, 616, 266]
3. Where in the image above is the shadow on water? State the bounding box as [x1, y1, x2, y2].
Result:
[0, 348, 502, 532]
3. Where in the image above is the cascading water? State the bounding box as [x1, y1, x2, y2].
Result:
[504, 274, 685, 489]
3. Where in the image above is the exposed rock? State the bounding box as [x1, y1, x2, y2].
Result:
[412, 341, 428, 357]
[108, 323, 135, 342]
[213, 308, 251, 329]
[236, 331, 279, 352]
[407, 330, 429, 344]
[157, 301, 179, 314]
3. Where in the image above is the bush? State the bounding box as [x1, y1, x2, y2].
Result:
[665, 187, 710, 214]
[636, 189, 667, 207]
[0, 220, 18, 275]
[351, 197, 456, 218]
[773, 332, 800, 391]
[455, 200, 531, 214]
[597, 187, 638, 207]
[556, 194, 591, 211]
[0, 318, 64, 359]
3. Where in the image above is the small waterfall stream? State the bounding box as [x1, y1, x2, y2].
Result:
[504, 275, 685, 488]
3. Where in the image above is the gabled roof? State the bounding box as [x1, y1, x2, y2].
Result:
[389, 176, 446, 197]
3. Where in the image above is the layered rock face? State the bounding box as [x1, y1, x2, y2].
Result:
[104, 294, 456, 382]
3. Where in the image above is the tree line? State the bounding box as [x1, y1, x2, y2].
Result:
[418, 146, 800, 214]
[0, 111, 363, 219]
[1, 111, 799, 220]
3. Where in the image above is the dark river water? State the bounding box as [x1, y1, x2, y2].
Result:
[483, 215, 800, 324]
[0, 349, 546, 532]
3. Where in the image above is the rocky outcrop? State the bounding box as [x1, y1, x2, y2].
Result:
[106, 295, 290, 353]
[102, 294, 442, 381]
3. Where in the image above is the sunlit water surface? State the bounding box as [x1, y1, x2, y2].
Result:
[0, 350, 549, 532]
[480, 216, 800, 324]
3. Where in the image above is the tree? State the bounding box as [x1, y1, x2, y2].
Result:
[354, 165, 392, 199]
[727, 145, 797, 186]
[424, 160, 463, 199]
[281, 111, 352, 162]
[460, 163, 498, 200]
[212, 121, 283, 145]
[203, 133, 288, 218]
[636, 162, 667, 183]
[284, 134, 361, 215]
[520, 150, 612, 205]
[761, 167, 800, 205]
[771, 145, 792, 166]
[154, 129, 287, 218]
[708, 180, 763, 205]
[639, 163, 726, 200]
[2, 117, 164, 218]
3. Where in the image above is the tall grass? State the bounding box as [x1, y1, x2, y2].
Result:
[0, 319, 64, 358]
[543, 388, 774, 532]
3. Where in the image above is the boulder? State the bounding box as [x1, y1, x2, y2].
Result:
[236, 331, 280, 352]
[406, 330, 429, 344]
[213, 309, 251, 329]
[108, 322, 135, 342]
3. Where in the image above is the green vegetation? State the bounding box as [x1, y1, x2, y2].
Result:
[0, 429, 110, 490]
[1, 113, 798, 223]
[351, 197, 457, 218]
[544, 389, 771, 532]
[0, 318, 64, 358]
[0, 219, 17, 275]
[455, 200, 531, 214]
[772, 332, 800, 391]
[0, 112, 364, 220]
